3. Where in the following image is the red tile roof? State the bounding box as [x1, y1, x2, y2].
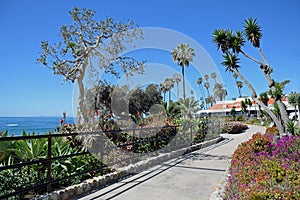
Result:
[208, 97, 287, 110]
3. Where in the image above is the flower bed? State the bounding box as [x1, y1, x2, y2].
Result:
[225, 132, 300, 199]
[221, 122, 248, 134]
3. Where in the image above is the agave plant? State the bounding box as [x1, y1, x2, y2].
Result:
[12, 131, 48, 162]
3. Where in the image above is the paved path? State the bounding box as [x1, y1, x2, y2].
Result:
[76, 125, 266, 200]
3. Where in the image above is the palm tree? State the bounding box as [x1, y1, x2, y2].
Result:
[212, 29, 230, 53]
[204, 74, 209, 82]
[179, 97, 200, 117]
[259, 92, 269, 106]
[243, 17, 262, 48]
[213, 25, 286, 135]
[165, 78, 175, 104]
[233, 73, 238, 80]
[245, 98, 252, 117]
[173, 73, 182, 99]
[243, 17, 289, 126]
[210, 72, 217, 83]
[236, 81, 243, 97]
[171, 44, 195, 100]
[289, 92, 300, 121]
[197, 77, 206, 107]
[220, 52, 284, 134]
[204, 81, 210, 97]
[160, 83, 167, 102]
[205, 96, 215, 108]
[241, 100, 248, 120]
[296, 93, 300, 121]
[258, 92, 269, 120]
[213, 83, 227, 101]
[160, 102, 181, 124]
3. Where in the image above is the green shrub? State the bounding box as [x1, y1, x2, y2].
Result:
[0, 131, 111, 199]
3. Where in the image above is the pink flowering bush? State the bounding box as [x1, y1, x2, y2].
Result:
[225, 133, 300, 199]
[221, 122, 248, 134]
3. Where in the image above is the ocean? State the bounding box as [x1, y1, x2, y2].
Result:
[0, 117, 75, 136]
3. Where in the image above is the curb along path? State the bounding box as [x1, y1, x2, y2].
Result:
[75, 125, 266, 200]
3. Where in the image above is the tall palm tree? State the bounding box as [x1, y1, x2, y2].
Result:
[197, 77, 205, 106]
[210, 72, 217, 83]
[160, 83, 167, 102]
[204, 74, 209, 82]
[236, 81, 243, 97]
[243, 17, 289, 126]
[204, 81, 210, 97]
[213, 83, 227, 101]
[233, 73, 238, 80]
[171, 44, 195, 100]
[173, 73, 182, 99]
[205, 96, 215, 108]
[164, 78, 175, 104]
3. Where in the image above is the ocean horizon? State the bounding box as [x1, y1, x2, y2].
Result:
[0, 116, 76, 136]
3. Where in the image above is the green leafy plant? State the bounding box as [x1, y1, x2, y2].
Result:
[286, 120, 296, 135]
[12, 131, 47, 162]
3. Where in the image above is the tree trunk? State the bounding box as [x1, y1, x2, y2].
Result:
[262, 69, 289, 127]
[176, 83, 179, 99]
[77, 56, 88, 125]
[182, 65, 186, 100]
[257, 48, 289, 130]
[298, 104, 300, 121]
[233, 68, 284, 135]
[240, 49, 288, 134]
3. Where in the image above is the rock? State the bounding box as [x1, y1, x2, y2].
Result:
[49, 193, 59, 200]
[77, 187, 84, 195]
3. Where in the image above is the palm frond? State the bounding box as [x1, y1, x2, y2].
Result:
[243, 17, 262, 48]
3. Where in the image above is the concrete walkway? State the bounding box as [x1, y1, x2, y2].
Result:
[75, 125, 266, 200]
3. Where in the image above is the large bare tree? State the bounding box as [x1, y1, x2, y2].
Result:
[37, 7, 144, 123]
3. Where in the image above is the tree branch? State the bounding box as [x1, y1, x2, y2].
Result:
[240, 50, 264, 65]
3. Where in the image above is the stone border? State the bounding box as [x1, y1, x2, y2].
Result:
[37, 136, 223, 200]
[210, 170, 228, 200]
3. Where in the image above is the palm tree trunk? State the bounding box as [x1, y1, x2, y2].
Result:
[198, 85, 206, 108]
[240, 50, 264, 65]
[241, 48, 289, 131]
[298, 104, 300, 121]
[176, 83, 179, 99]
[257, 47, 269, 66]
[182, 65, 186, 100]
[264, 72, 289, 127]
[238, 87, 241, 98]
[233, 68, 284, 135]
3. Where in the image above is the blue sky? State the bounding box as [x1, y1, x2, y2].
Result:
[0, 0, 299, 117]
